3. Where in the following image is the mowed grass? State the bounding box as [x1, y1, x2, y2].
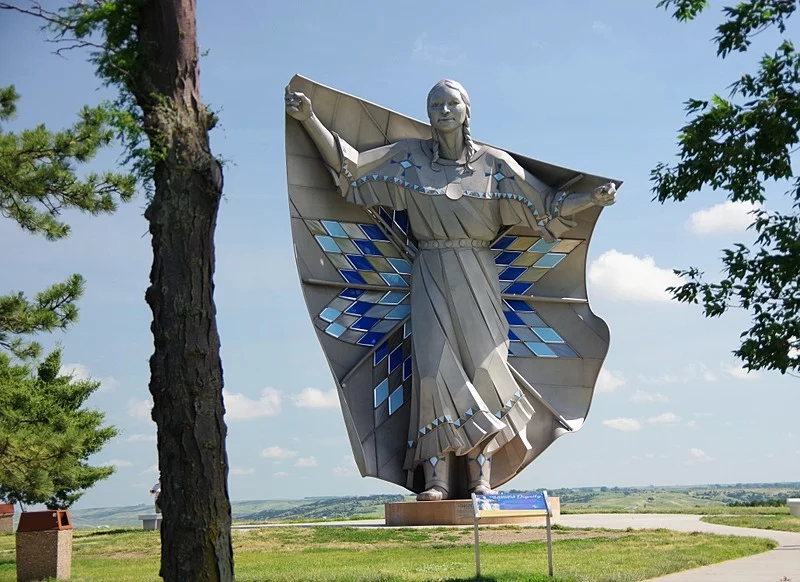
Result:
[564, 505, 791, 515]
[701, 514, 800, 532]
[0, 526, 776, 582]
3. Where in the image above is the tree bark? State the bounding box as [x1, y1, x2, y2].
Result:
[134, 1, 234, 580]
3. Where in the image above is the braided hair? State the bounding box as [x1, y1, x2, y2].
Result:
[427, 79, 476, 172]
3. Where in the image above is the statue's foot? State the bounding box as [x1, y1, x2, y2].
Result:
[470, 484, 497, 496]
[416, 486, 448, 501]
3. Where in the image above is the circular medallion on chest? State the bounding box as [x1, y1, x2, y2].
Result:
[445, 182, 463, 200]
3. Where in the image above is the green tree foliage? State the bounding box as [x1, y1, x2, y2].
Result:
[1, 2, 234, 579]
[0, 85, 135, 358]
[653, 0, 800, 374]
[0, 349, 117, 508]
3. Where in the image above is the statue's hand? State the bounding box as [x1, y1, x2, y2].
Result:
[285, 85, 313, 121]
[591, 182, 617, 207]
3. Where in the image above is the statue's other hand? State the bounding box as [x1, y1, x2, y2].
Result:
[591, 182, 617, 207]
[285, 86, 313, 121]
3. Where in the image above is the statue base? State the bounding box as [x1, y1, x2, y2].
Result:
[385, 497, 560, 526]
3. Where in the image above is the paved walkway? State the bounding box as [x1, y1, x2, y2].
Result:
[559, 514, 800, 581]
[234, 514, 800, 581]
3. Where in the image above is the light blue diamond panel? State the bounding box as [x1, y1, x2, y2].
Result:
[491, 235, 583, 292]
[306, 219, 412, 345]
[504, 299, 578, 358]
[372, 326, 411, 417]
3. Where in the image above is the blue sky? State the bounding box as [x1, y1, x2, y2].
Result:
[1, 1, 798, 510]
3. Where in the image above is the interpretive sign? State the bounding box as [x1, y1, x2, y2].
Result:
[471, 491, 554, 577]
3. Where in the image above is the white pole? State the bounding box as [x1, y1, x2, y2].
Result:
[474, 517, 481, 578]
[472, 493, 481, 578]
[546, 510, 554, 578]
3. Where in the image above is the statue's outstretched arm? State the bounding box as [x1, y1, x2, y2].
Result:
[285, 86, 340, 170]
[559, 184, 617, 216]
[496, 149, 617, 220]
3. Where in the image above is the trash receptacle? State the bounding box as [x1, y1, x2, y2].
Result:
[0, 504, 13, 534]
[16, 510, 73, 581]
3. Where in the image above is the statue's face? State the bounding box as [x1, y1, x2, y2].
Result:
[428, 85, 467, 134]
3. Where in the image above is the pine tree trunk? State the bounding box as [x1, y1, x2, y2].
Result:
[135, 1, 234, 580]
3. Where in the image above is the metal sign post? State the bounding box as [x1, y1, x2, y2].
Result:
[544, 490, 554, 578]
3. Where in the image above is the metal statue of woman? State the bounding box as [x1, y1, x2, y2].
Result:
[285, 77, 617, 501]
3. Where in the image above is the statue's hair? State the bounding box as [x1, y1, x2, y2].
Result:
[427, 79, 475, 172]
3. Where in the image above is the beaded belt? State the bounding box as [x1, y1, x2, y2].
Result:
[417, 239, 491, 250]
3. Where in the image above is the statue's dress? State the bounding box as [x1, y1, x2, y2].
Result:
[331, 136, 577, 478]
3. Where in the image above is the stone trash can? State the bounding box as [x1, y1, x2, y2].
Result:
[788, 498, 800, 517]
[0, 504, 14, 534]
[16, 510, 73, 582]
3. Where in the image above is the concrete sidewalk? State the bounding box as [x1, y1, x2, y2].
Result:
[559, 514, 800, 581]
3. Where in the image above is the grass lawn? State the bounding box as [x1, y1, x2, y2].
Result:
[563, 506, 791, 516]
[0, 525, 776, 582]
[701, 514, 800, 532]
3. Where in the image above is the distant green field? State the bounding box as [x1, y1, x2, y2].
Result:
[701, 514, 800, 532]
[0, 526, 777, 582]
[62, 483, 800, 528]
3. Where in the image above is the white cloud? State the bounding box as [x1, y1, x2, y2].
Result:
[332, 455, 359, 477]
[686, 201, 760, 235]
[126, 433, 157, 444]
[412, 34, 467, 66]
[223, 388, 281, 421]
[142, 464, 159, 475]
[230, 467, 255, 476]
[602, 418, 642, 432]
[592, 21, 613, 36]
[261, 446, 297, 459]
[588, 250, 682, 302]
[59, 362, 91, 381]
[721, 362, 762, 381]
[274, 471, 289, 478]
[59, 363, 119, 392]
[291, 387, 339, 409]
[648, 412, 681, 425]
[687, 448, 714, 464]
[639, 364, 718, 385]
[630, 390, 669, 404]
[295, 456, 318, 468]
[100, 459, 133, 468]
[644, 453, 655, 459]
[596, 368, 626, 393]
[127, 399, 153, 421]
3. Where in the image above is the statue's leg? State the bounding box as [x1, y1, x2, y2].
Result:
[467, 449, 496, 495]
[416, 453, 451, 501]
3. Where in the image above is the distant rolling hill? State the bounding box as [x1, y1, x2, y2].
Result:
[56, 483, 800, 528]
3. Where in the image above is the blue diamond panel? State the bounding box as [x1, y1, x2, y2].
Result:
[491, 236, 583, 292]
[503, 298, 579, 359]
[306, 219, 414, 345]
[372, 327, 412, 417]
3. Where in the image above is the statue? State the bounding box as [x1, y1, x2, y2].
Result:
[285, 76, 618, 501]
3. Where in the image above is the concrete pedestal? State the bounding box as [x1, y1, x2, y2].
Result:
[0, 504, 14, 534]
[0, 514, 12, 534]
[788, 498, 800, 517]
[138, 513, 163, 530]
[0, 505, 13, 534]
[385, 497, 560, 526]
[16, 511, 73, 582]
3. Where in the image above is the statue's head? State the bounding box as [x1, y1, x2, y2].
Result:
[426, 80, 475, 170]
[427, 79, 471, 135]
